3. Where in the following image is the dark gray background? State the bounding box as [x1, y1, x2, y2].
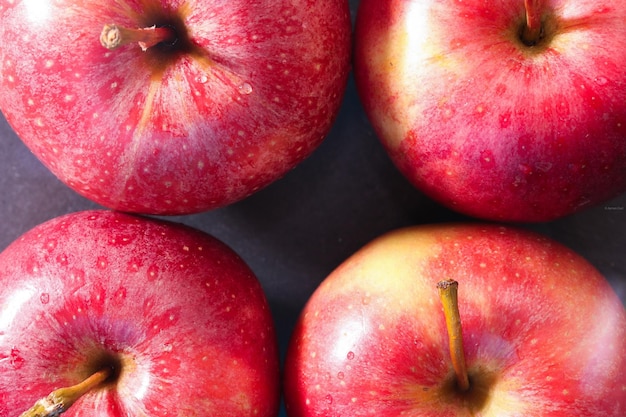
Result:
[1, 1, 624, 415]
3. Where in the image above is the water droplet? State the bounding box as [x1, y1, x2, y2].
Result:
[196, 75, 208, 84]
[595, 76, 608, 86]
[347, 351, 355, 360]
[337, 372, 344, 380]
[325, 394, 333, 404]
[520, 163, 535, 178]
[10, 348, 25, 369]
[535, 161, 553, 172]
[238, 82, 253, 95]
[40, 293, 50, 304]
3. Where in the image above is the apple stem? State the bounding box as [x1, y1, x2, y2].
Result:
[100, 24, 176, 51]
[18, 368, 111, 417]
[521, 0, 543, 45]
[437, 279, 470, 392]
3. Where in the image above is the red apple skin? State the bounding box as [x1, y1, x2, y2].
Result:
[284, 224, 626, 416]
[354, 0, 626, 222]
[0, 0, 351, 215]
[0, 210, 280, 416]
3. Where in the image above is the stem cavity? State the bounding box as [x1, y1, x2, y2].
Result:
[19, 368, 111, 417]
[521, 0, 544, 46]
[437, 279, 470, 392]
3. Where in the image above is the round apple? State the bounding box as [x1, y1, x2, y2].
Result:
[284, 224, 626, 416]
[354, 0, 626, 222]
[0, 0, 351, 215]
[0, 210, 280, 416]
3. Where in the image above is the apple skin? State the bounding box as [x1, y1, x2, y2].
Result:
[0, 210, 280, 416]
[0, 0, 351, 215]
[284, 224, 626, 416]
[354, 0, 626, 222]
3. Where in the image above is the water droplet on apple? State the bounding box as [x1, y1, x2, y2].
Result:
[535, 161, 552, 172]
[40, 293, 50, 304]
[325, 394, 333, 404]
[196, 75, 208, 84]
[337, 371, 345, 380]
[238, 82, 253, 95]
[347, 351, 355, 360]
[519, 163, 533, 176]
[10, 348, 25, 369]
[595, 76, 608, 86]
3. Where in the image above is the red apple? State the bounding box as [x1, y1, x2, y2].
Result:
[0, 0, 351, 215]
[354, 0, 626, 222]
[0, 210, 280, 416]
[284, 224, 626, 416]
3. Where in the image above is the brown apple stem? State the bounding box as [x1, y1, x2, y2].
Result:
[521, 0, 543, 45]
[18, 368, 111, 417]
[437, 279, 470, 392]
[100, 24, 176, 51]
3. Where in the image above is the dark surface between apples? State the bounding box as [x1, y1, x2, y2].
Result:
[0, 1, 625, 416]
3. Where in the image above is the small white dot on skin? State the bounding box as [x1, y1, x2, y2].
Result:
[45, 60, 54, 68]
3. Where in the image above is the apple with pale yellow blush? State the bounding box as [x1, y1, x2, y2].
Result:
[354, 0, 626, 222]
[284, 224, 626, 416]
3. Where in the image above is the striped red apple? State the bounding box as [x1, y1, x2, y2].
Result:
[285, 224, 626, 416]
[0, 210, 280, 417]
[0, 0, 351, 214]
[354, 0, 626, 222]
